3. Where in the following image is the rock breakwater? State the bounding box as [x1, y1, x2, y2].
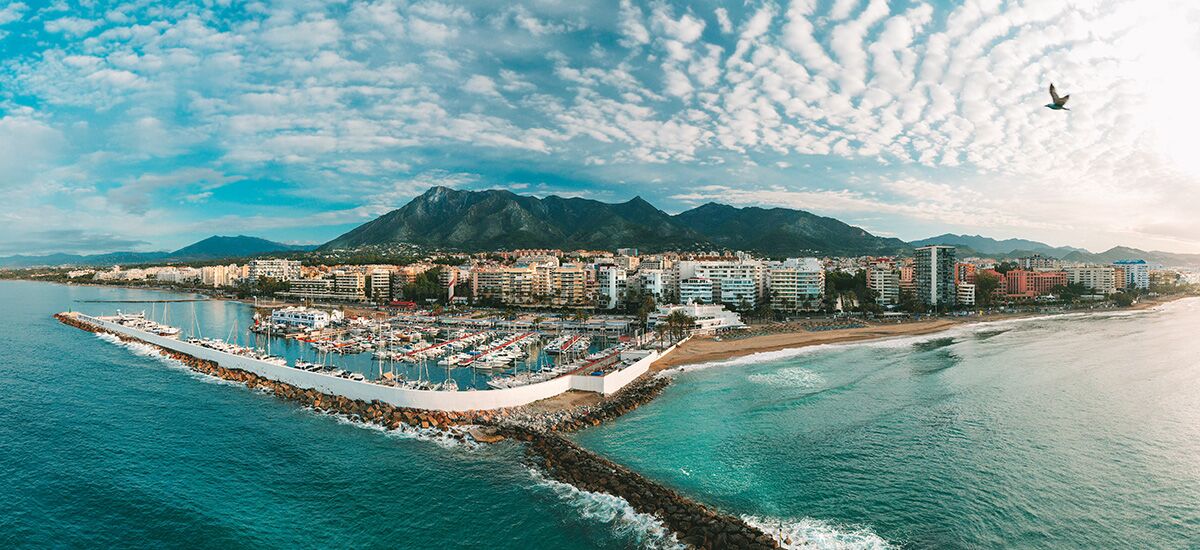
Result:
[504, 424, 779, 549]
[58, 312, 781, 548]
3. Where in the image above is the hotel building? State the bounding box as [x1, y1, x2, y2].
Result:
[914, 245, 957, 307]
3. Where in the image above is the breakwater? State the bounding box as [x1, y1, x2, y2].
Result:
[505, 425, 779, 549]
[57, 312, 779, 549]
[55, 313, 502, 432]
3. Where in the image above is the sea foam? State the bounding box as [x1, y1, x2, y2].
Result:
[742, 515, 892, 550]
[747, 366, 826, 389]
[528, 468, 685, 550]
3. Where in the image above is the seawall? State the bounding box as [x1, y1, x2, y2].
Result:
[504, 425, 779, 549]
[57, 312, 779, 549]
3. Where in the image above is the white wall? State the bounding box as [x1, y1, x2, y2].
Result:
[77, 314, 676, 410]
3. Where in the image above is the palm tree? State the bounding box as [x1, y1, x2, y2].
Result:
[662, 310, 695, 341]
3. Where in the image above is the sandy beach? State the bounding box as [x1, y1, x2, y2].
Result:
[649, 318, 962, 371]
[650, 295, 1188, 372]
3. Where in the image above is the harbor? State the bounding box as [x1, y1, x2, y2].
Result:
[57, 305, 683, 412]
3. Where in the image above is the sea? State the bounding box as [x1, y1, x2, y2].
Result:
[3, 280, 1199, 548]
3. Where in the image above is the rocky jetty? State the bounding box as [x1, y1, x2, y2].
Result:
[503, 425, 779, 549]
[506, 375, 672, 432]
[55, 313, 508, 434]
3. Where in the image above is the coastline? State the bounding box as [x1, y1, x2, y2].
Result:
[651, 295, 1187, 371]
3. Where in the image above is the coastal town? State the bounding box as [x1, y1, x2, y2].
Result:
[36, 244, 1199, 315]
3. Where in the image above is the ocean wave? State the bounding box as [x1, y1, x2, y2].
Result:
[658, 345, 834, 376]
[95, 332, 240, 387]
[663, 308, 1164, 374]
[317, 407, 479, 451]
[747, 367, 826, 389]
[528, 468, 685, 550]
[742, 515, 892, 550]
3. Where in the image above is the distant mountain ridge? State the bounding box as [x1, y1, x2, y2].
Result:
[0, 235, 310, 268]
[321, 187, 909, 256]
[909, 233, 1082, 258]
[911, 234, 1200, 267]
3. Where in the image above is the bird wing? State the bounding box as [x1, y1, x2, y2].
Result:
[1058, 94, 1069, 106]
[1049, 83, 1060, 103]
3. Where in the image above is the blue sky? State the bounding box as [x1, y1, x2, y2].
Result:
[2, 0, 1200, 255]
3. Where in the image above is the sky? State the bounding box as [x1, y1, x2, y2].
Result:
[3, 0, 1200, 255]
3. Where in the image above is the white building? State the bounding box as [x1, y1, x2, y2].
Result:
[155, 267, 201, 284]
[866, 261, 900, 305]
[270, 306, 338, 329]
[1066, 266, 1117, 294]
[248, 259, 301, 282]
[638, 269, 666, 301]
[766, 258, 825, 312]
[597, 265, 627, 309]
[201, 264, 240, 287]
[956, 283, 976, 306]
[679, 277, 715, 304]
[649, 303, 746, 334]
[676, 259, 765, 308]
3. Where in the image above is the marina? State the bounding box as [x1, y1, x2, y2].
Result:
[62, 305, 685, 412]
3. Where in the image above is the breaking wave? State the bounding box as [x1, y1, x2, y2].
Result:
[318, 408, 479, 451]
[95, 332, 476, 450]
[747, 367, 826, 389]
[528, 468, 685, 549]
[94, 332, 239, 386]
[742, 515, 892, 550]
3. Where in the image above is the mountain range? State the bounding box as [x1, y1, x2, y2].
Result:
[9, 189, 1200, 269]
[908, 234, 1200, 267]
[908, 233, 1083, 258]
[320, 186, 910, 256]
[0, 235, 310, 268]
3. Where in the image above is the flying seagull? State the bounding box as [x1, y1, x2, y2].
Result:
[1046, 83, 1070, 111]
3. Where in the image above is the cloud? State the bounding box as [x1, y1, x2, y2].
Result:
[0, 2, 27, 26]
[2, 0, 1200, 254]
[0, 229, 150, 255]
[108, 168, 245, 214]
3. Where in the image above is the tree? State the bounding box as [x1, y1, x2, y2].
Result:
[1111, 292, 1134, 307]
[400, 267, 444, 304]
[974, 271, 1001, 307]
[635, 295, 656, 329]
[662, 310, 695, 341]
[898, 288, 922, 313]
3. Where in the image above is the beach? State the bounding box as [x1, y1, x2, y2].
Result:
[650, 318, 962, 371]
[650, 295, 1185, 371]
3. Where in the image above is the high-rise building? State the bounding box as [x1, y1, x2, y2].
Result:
[596, 265, 627, 309]
[914, 245, 956, 307]
[248, 259, 301, 282]
[368, 269, 392, 302]
[867, 260, 901, 305]
[1018, 254, 1061, 271]
[1112, 260, 1149, 290]
[679, 277, 716, 304]
[1066, 266, 1117, 294]
[766, 258, 825, 312]
[675, 259, 765, 308]
[954, 262, 977, 285]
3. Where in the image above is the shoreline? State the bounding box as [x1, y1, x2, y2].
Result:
[651, 295, 1188, 371]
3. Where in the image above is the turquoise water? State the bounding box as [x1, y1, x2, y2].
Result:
[577, 299, 1200, 548]
[0, 281, 676, 548]
[6, 280, 1200, 548]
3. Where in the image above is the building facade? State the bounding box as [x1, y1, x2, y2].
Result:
[914, 245, 956, 307]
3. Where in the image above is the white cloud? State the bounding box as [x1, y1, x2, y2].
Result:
[0, 2, 27, 26]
